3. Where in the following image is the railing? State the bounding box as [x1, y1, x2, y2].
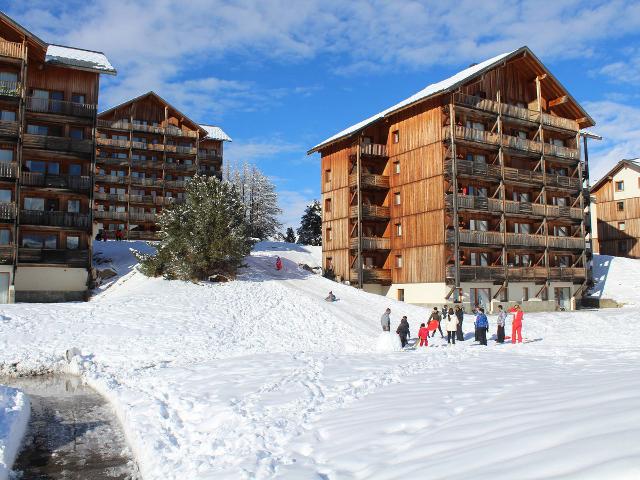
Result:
[165, 180, 185, 189]
[0, 120, 19, 137]
[506, 233, 546, 247]
[129, 212, 157, 222]
[95, 174, 128, 185]
[0, 80, 21, 98]
[348, 173, 390, 189]
[545, 205, 584, 220]
[454, 229, 504, 246]
[198, 153, 222, 162]
[0, 162, 18, 178]
[147, 143, 165, 152]
[164, 162, 197, 172]
[96, 156, 129, 166]
[23, 134, 93, 154]
[453, 93, 499, 114]
[97, 120, 199, 138]
[549, 267, 586, 280]
[20, 210, 90, 229]
[131, 159, 163, 170]
[0, 202, 16, 221]
[502, 103, 540, 123]
[541, 113, 578, 132]
[97, 137, 130, 148]
[447, 158, 502, 180]
[94, 210, 127, 221]
[350, 204, 390, 219]
[350, 236, 391, 250]
[18, 248, 89, 267]
[503, 166, 544, 185]
[127, 230, 160, 240]
[503, 200, 536, 216]
[547, 236, 585, 250]
[502, 134, 543, 155]
[350, 268, 392, 283]
[129, 194, 156, 204]
[174, 145, 197, 155]
[96, 119, 130, 130]
[447, 265, 505, 282]
[20, 173, 91, 192]
[26, 96, 96, 118]
[131, 123, 164, 135]
[507, 266, 548, 281]
[165, 126, 198, 138]
[0, 245, 14, 264]
[544, 143, 579, 160]
[130, 177, 162, 187]
[161, 197, 185, 206]
[0, 40, 25, 60]
[546, 174, 581, 189]
[445, 125, 500, 146]
[360, 143, 388, 157]
[94, 192, 128, 202]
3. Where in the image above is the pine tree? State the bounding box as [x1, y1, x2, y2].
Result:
[137, 175, 253, 280]
[284, 227, 296, 243]
[297, 200, 322, 246]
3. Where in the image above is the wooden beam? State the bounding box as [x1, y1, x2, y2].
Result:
[548, 95, 568, 108]
[576, 116, 588, 124]
[538, 74, 548, 81]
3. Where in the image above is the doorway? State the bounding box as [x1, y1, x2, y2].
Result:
[0, 272, 9, 304]
[555, 287, 571, 311]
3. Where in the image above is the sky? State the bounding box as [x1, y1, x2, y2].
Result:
[4, 0, 640, 229]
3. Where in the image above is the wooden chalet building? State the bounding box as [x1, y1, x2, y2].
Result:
[0, 13, 115, 302]
[591, 159, 640, 258]
[309, 46, 597, 311]
[95, 92, 230, 240]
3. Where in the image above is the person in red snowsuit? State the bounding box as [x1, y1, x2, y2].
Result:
[275, 256, 283, 271]
[418, 323, 429, 347]
[509, 304, 524, 343]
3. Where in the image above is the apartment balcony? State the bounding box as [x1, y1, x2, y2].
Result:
[0, 80, 21, 99]
[165, 180, 186, 189]
[447, 265, 506, 282]
[129, 194, 156, 204]
[507, 266, 549, 282]
[445, 158, 502, 181]
[97, 156, 129, 167]
[94, 192, 128, 202]
[505, 233, 546, 248]
[349, 204, 390, 220]
[0, 245, 14, 264]
[131, 141, 165, 152]
[165, 145, 197, 155]
[130, 177, 163, 187]
[165, 126, 198, 138]
[18, 248, 89, 267]
[0, 162, 18, 179]
[129, 212, 157, 222]
[0, 40, 26, 60]
[503, 166, 544, 185]
[198, 153, 223, 163]
[95, 210, 127, 221]
[549, 266, 586, 281]
[446, 194, 583, 221]
[350, 268, 392, 284]
[0, 120, 19, 137]
[547, 236, 586, 250]
[127, 230, 160, 240]
[20, 210, 90, 229]
[131, 159, 163, 170]
[26, 96, 96, 119]
[451, 229, 504, 246]
[348, 172, 390, 190]
[360, 143, 388, 158]
[444, 125, 500, 148]
[541, 113, 579, 132]
[350, 236, 391, 250]
[20, 173, 91, 192]
[23, 134, 93, 155]
[97, 119, 131, 131]
[97, 137, 130, 149]
[95, 174, 128, 185]
[546, 173, 581, 190]
[545, 205, 584, 220]
[543, 143, 580, 161]
[161, 197, 185, 206]
[0, 202, 16, 221]
[502, 134, 543, 156]
[131, 123, 164, 135]
[164, 162, 197, 172]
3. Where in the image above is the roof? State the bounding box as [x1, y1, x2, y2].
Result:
[591, 159, 640, 193]
[0, 12, 46, 48]
[46, 44, 117, 75]
[308, 46, 595, 154]
[200, 125, 232, 142]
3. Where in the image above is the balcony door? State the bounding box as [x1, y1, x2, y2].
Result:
[0, 272, 8, 304]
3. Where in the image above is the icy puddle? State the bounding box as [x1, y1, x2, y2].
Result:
[3, 375, 139, 479]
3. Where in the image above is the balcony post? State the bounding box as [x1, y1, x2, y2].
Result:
[497, 89, 508, 282]
[536, 75, 551, 282]
[577, 131, 588, 283]
[356, 137, 363, 289]
[448, 101, 460, 289]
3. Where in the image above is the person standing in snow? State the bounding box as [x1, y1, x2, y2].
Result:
[325, 291, 337, 302]
[455, 305, 464, 341]
[496, 305, 507, 343]
[445, 307, 458, 345]
[509, 304, 524, 344]
[429, 307, 444, 338]
[380, 308, 391, 332]
[396, 316, 410, 348]
[275, 256, 283, 271]
[475, 308, 489, 345]
[418, 323, 429, 347]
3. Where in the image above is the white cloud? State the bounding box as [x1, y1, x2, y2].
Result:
[277, 189, 318, 230]
[224, 139, 302, 164]
[598, 48, 640, 85]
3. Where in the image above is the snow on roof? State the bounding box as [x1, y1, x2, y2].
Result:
[201, 125, 232, 142]
[309, 49, 520, 153]
[45, 44, 117, 75]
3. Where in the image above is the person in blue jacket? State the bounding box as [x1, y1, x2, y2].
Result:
[475, 307, 489, 346]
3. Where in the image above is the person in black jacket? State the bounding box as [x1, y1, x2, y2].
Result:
[429, 307, 444, 338]
[396, 316, 410, 347]
[454, 305, 464, 341]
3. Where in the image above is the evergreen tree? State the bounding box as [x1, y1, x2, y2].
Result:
[137, 175, 253, 280]
[297, 200, 322, 246]
[284, 227, 297, 243]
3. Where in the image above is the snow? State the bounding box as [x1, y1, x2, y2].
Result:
[46, 44, 117, 75]
[310, 49, 518, 152]
[375, 332, 402, 352]
[200, 124, 232, 142]
[590, 254, 640, 304]
[0, 386, 29, 480]
[0, 244, 639, 479]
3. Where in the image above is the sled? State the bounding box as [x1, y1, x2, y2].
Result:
[427, 320, 439, 331]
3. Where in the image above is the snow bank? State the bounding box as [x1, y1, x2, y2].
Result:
[591, 254, 640, 304]
[375, 332, 402, 352]
[0, 386, 29, 480]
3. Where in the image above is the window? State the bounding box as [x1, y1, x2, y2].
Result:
[66, 236, 79, 249]
[615, 181, 624, 192]
[395, 255, 403, 268]
[0, 149, 12, 162]
[67, 200, 80, 213]
[393, 161, 400, 174]
[326, 257, 333, 270]
[22, 233, 56, 249]
[395, 223, 402, 237]
[397, 288, 405, 302]
[0, 110, 15, 122]
[70, 127, 84, 140]
[71, 93, 85, 104]
[554, 226, 568, 237]
[69, 164, 81, 176]
[394, 192, 401, 205]
[619, 221, 626, 231]
[0, 190, 11, 203]
[522, 287, 529, 302]
[324, 169, 332, 183]
[326, 228, 332, 242]
[0, 71, 17, 83]
[466, 121, 485, 131]
[517, 130, 527, 139]
[24, 197, 44, 211]
[618, 240, 628, 254]
[324, 198, 332, 213]
[392, 130, 399, 144]
[470, 288, 491, 308]
[617, 201, 624, 212]
[0, 230, 10, 245]
[470, 219, 488, 231]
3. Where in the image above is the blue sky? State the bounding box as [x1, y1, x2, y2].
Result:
[4, 0, 640, 228]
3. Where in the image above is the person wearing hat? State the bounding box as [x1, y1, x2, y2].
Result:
[429, 307, 444, 338]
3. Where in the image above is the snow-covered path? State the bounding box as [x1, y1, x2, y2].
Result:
[0, 242, 639, 479]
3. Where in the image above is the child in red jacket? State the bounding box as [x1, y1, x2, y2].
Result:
[418, 323, 429, 347]
[509, 304, 524, 343]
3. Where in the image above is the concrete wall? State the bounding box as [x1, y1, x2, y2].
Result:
[383, 282, 449, 305]
[14, 266, 88, 303]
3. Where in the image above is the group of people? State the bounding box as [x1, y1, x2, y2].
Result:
[95, 229, 125, 242]
[381, 304, 525, 348]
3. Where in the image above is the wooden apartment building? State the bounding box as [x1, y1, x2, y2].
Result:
[591, 159, 640, 258]
[95, 92, 230, 240]
[309, 46, 598, 311]
[0, 13, 115, 302]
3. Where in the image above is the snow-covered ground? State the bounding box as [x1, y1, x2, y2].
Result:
[0, 386, 29, 480]
[0, 242, 639, 479]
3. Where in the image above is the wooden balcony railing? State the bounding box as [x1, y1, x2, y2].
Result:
[95, 174, 128, 185]
[445, 125, 501, 147]
[547, 236, 585, 250]
[0, 202, 16, 221]
[350, 204, 390, 219]
[165, 180, 186, 189]
[506, 266, 548, 281]
[130, 177, 163, 187]
[506, 233, 546, 247]
[165, 126, 198, 138]
[20, 173, 91, 192]
[174, 145, 197, 155]
[453, 93, 500, 114]
[18, 248, 89, 267]
[447, 265, 506, 282]
[0, 244, 14, 264]
[360, 143, 388, 157]
[161, 197, 185, 206]
[97, 156, 129, 166]
[131, 160, 163, 170]
[350, 268, 392, 283]
[546, 174, 581, 190]
[541, 113, 579, 132]
[0, 120, 19, 137]
[549, 267, 586, 280]
[127, 230, 160, 240]
[97, 137, 130, 149]
[0, 162, 18, 178]
[501, 103, 540, 123]
[454, 229, 504, 246]
[350, 237, 391, 250]
[503, 166, 544, 185]
[26, 96, 96, 119]
[502, 134, 543, 155]
[97, 120, 199, 138]
[545, 205, 584, 220]
[23, 134, 93, 154]
[348, 172, 390, 189]
[94, 192, 128, 202]
[96, 119, 131, 130]
[128, 194, 156, 204]
[131, 123, 164, 135]
[20, 210, 90, 229]
[0, 80, 21, 98]
[95, 210, 127, 221]
[164, 162, 197, 172]
[198, 153, 223, 162]
[0, 40, 25, 60]
[544, 143, 579, 160]
[129, 212, 157, 222]
[446, 158, 502, 180]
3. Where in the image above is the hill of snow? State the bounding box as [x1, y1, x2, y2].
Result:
[0, 386, 29, 480]
[0, 242, 639, 479]
[591, 254, 640, 304]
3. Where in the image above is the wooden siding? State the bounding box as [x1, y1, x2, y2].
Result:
[26, 65, 98, 103]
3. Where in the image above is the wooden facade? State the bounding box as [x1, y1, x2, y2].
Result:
[312, 47, 596, 310]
